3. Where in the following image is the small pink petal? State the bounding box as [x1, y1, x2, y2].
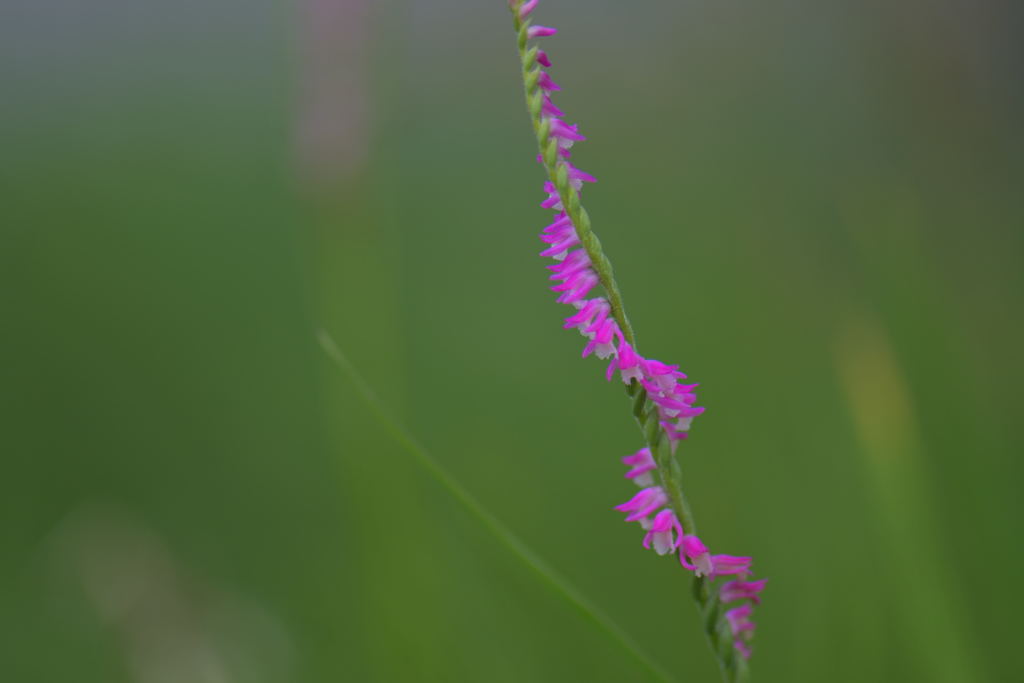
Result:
[527, 25, 558, 39]
[518, 0, 539, 20]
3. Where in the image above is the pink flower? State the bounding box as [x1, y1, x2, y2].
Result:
[660, 418, 692, 442]
[527, 25, 558, 39]
[720, 579, 768, 605]
[537, 71, 561, 92]
[643, 509, 683, 555]
[614, 486, 668, 523]
[606, 340, 644, 383]
[563, 298, 609, 334]
[540, 181, 563, 210]
[540, 94, 561, 116]
[621, 447, 656, 486]
[726, 604, 756, 659]
[538, 216, 579, 259]
[635, 359, 704, 429]
[518, 0, 539, 19]
[643, 359, 687, 392]
[548, 118, 586, 148]
[541, 212, 573, 238]
[708, 554, 753, 579]
[582, 317, 621, 359]
[679, 534, 714, 577]
[548, 249, 591, 283]
[726, 604, 755, 634]
[564, 161, 597, 189]
[650, 393, 704, 420]
[552, 269, 598, 304]
[681, 541, 752, 579]
[547, 250, 598, 305]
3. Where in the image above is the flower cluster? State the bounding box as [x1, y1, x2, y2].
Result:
[615, 454, 766, 657]
[512, 0, 765, 665]
[522, 3, 705, 447]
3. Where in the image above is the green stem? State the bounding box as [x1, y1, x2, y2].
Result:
[510, 4, 742, 681]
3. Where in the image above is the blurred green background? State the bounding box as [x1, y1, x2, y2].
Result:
[3, 0, 1022, 681]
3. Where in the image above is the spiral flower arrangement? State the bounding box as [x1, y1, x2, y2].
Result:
[507, 2, 766, 678]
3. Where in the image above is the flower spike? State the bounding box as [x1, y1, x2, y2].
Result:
[508, 1, 763, 676]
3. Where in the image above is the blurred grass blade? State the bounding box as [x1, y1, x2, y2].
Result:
[834, 313, 984, 683]
[318, 330, 675, 683]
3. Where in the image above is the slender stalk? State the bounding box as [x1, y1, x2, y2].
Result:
[318, 330, 677, 682]
[510, 5, 743, 681]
